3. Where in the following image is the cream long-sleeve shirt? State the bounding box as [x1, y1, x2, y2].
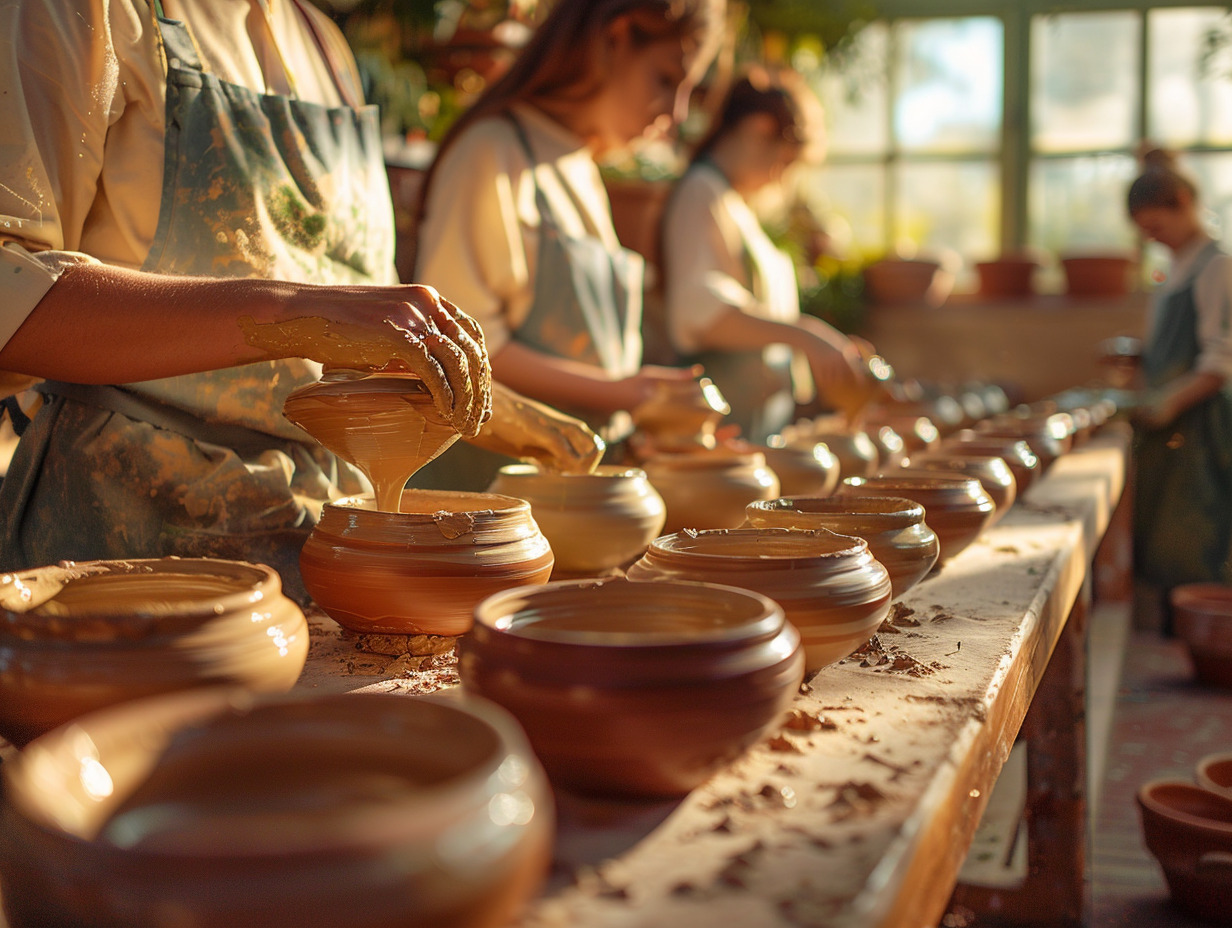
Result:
[0, 0, 360, 350]
[414, 103, 625, 356]
[1149, 231, 1232, 380]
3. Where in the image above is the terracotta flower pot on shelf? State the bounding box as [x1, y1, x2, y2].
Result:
[460, 578, 804, 799]
[0, 558, 308, 748]
[626, 527, 891, 671]
[641, 448, 779, 533]
[863, 258, 949, 306]
[1137, 779, 1232, 924]
[975, 256, 1038, 299]
[299, 489, 554, 637]
[0, 689, 552, 928]
[1061, 254, 1135, 298]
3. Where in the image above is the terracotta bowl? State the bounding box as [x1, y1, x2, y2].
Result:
[1137, 779, 1232, 923]
[941, 431, 1041, 495]
[642, 449, 779, 534]
[897, 453, 1017, 526]
[1197, 753, 1232, 800]
[976, 257, 1037, 299]
[460, 578, 804, 799]
[627, 527, 891, 671]
[0, 689, 553, 928]
[488, 464, 666, 577]
[300, 490, 554, 637]
[745, 495, 938, 601]
[0, 558, 308, 748]
[1171, 584, 1232, 689]
[759, 440, 841, 497]
[1062, 254, 1135, 298]
[839, 475, 996, 564]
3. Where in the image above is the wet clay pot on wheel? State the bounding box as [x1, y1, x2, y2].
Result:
[627, 528, 891, 671]
[488, 465, 666, 577]
[0, 689, 553, 928]
[461, 578, 803, 799]
[1171, 584, 1232, 689]
[745, 496, 938, 601]
[840, 475, 996, 565]
[642, 449, 780, 533]
[1137, 779, 1232, 924]
[300, 489, 554, 637]
[0, 558, 308, 748]
[897, 454, 1018, 526]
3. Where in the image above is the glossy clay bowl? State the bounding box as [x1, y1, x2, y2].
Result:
[0, 689, 553, 928]
[758, 440, 841, 498]
[840, 475, 996, 564]
[626, 528, 891, 671]
[1171, 584, 1232, 688]
[460, 578, 804, 799]
[897, 453, 1018, 526]
[1137, 779, 1232, 923]
[0, 558, 308, 747]
[745, 496, 939, 601]
[300, 490, 554, 637]
[488, 464, 666, 576]
[940, 432, 1041, 496]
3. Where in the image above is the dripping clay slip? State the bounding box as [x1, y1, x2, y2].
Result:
[0, 558, 308, 746]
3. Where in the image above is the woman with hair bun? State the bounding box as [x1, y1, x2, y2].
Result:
[1126, 147, 1232, 592]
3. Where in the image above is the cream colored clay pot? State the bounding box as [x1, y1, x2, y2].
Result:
[642, 449, 780, 534]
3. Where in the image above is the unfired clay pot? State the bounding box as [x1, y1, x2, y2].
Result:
[1137, 779, 1232, 924]
[641, 449, 780, 534]
[840, 475, 996, 564]
[1197, 753, 1232, 800]
[0, 689, 552, 928]
[759, 440, 841, 497]
[300, 490, 554, 637]
[627, 528, 891, 671]
[745, 496, 939, 601]
[898, 454, 1018, 526]
[488, 465, 666, 577]
[461, 578, 804, 799]
[941, 431, 1041, 495]
[1171, 584, 1232, 689]
[0, 558, 307, 747]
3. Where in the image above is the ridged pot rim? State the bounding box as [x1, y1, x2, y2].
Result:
[644, 527, 870, 567]
[1137, 779, 1232, 835]
[842, 475, 996, 512]
[318, 490, 540, 546]
[941, 436, 1040, 467]
[2, 688, 537, 856]
[471, 576, 785, 648]
[0, 558, 285, 640]
[747, 495, 924, 526]
[493, 463, 649, 485]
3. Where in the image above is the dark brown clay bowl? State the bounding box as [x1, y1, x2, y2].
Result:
[1172, 584, 1232, 689]
[1137, 779, 1232, 924]
[941, 432, 1041, 495]
[460, 578, 804, 799]
[0, 558, 308, 747]
[1198, 753, 1232, 801]
[0, 688, 553, 928]
[745, 495, 938, 601]
[839, 475, 996, 564]
[300, 490, 554, 637]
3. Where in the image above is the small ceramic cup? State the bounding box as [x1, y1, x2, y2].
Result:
[0, 688, 554, 928]
[0, 558, 308, 747]
[626, 527, 891, 671]
[745, 495, 939, 601]
[488, 464, 666, 577]
[300, 489, 554, 637]
[460, 577, 804, 799]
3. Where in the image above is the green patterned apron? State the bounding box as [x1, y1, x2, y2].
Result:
[413, 112, 644, 491]
[1134, 238, 1232, 588]
[0, 2, 390, 598]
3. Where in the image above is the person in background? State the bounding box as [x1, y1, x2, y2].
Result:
[0, 0, 594, 597]
[413, 0, 726, 488]
[659, 66, 868, 443]
[1126, 148, 1232, 599]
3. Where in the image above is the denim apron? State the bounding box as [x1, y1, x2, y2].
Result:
[0, 2, 390, 598]
[413, 112, 644, 491]
[1134, 239, 1232, 588]
[681, 163, 797, 443]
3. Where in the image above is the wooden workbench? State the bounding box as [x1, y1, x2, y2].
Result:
[294, 423, 1131, 928]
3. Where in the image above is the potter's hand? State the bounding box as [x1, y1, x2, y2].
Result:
[468, 382, 605, 473]
[239, 286, 491, 437]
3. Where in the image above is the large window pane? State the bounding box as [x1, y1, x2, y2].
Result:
[817, 24, 889, 157]
[893, 160, 998, 265]
[1032, 12, 1140, 152]
[1148, 8, 1232, 147]
[1028, 154, 1138, 256]
[1184, 150, 1232, 243]
[893, 18, 1003, 154]
[800, 164, 886, 260]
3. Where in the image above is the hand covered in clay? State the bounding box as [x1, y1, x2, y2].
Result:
[240, 285, 491, 437]
[468, 382, 605, 473]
